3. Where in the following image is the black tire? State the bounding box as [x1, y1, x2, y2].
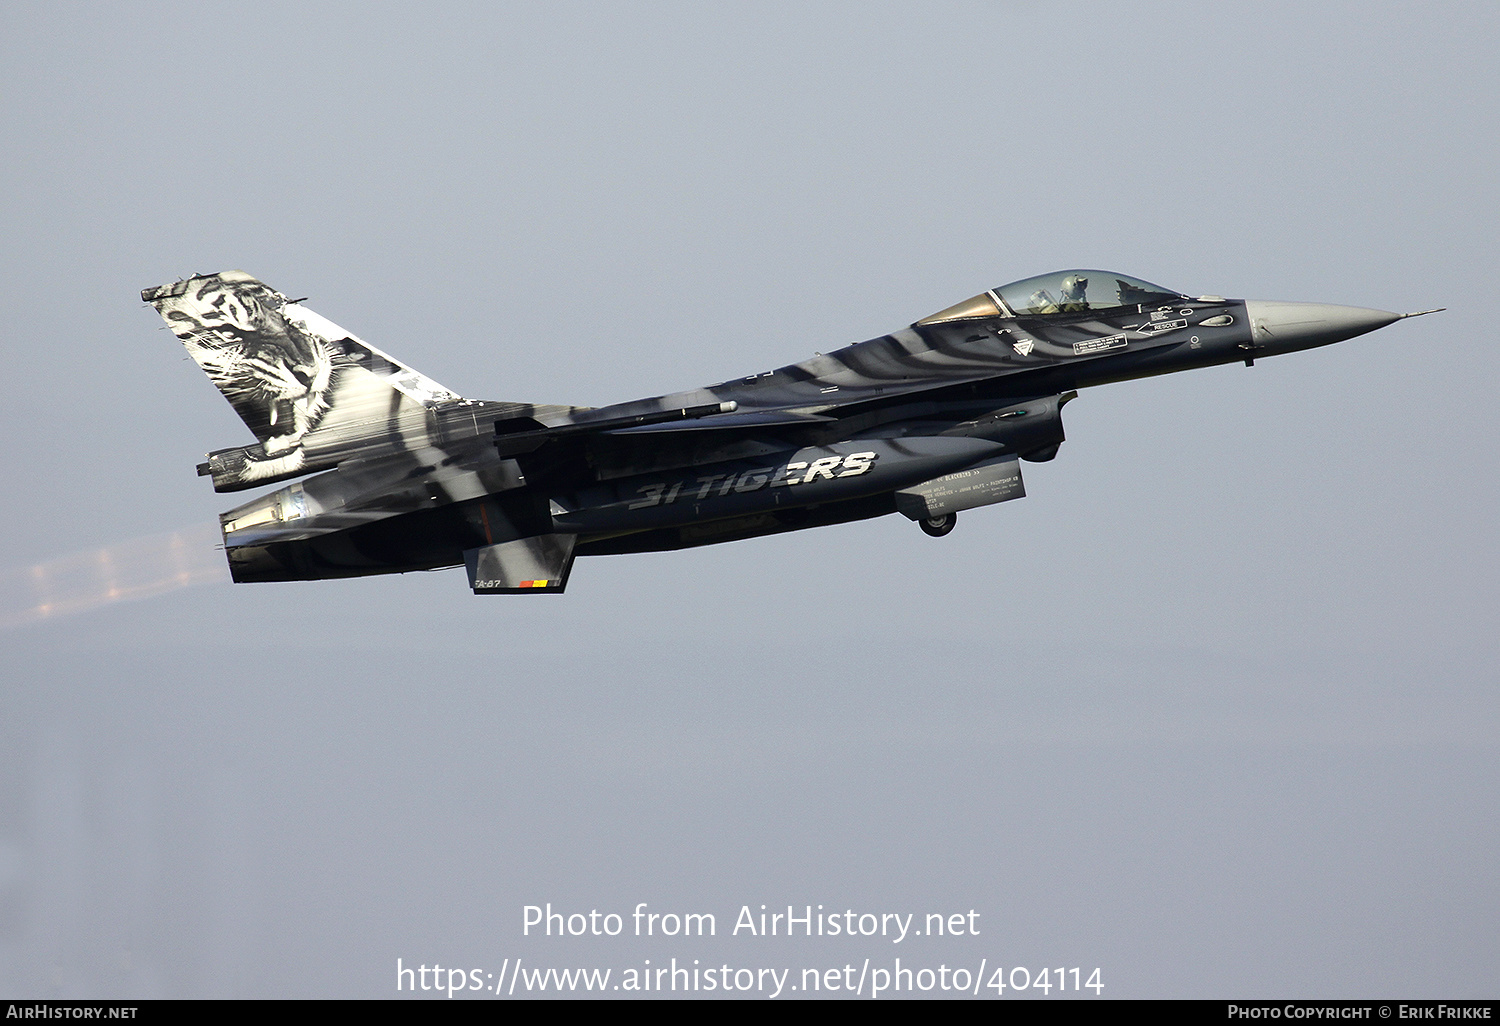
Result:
[920, 513, 956, 537]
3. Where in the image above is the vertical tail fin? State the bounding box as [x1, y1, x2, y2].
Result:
[145, 271, 465, 490]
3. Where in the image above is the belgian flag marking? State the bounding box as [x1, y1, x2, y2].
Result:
[518, 579, 552, 589]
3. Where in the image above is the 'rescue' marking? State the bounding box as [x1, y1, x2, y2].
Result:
[1138, 318, 1187, 334]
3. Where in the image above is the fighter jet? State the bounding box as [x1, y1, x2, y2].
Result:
[144, 269, 1438, 594]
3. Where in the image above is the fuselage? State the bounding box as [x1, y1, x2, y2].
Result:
[168, 269, 1410, 589]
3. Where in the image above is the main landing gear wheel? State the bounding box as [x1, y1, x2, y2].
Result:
[920, 513, 956, 537]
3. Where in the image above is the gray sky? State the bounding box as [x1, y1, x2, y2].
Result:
[2, 0, 1496, 998]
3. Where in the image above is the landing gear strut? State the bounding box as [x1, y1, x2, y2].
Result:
[919, 513, 956, 537]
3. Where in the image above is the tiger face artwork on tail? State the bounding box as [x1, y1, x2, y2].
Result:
[160, 271, 338, 480]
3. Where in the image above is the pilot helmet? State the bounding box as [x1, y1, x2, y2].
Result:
[1060, 274, 1089, 305]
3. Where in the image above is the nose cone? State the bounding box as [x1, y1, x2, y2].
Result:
[1244, 300, 1402, 355]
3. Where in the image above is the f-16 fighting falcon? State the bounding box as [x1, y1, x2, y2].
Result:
[144, 270, 1439, 594]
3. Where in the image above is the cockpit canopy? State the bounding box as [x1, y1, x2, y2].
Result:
[917, 270, 1187, 325]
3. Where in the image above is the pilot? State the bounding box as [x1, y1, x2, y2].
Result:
[1058, 274, 1089, 312]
